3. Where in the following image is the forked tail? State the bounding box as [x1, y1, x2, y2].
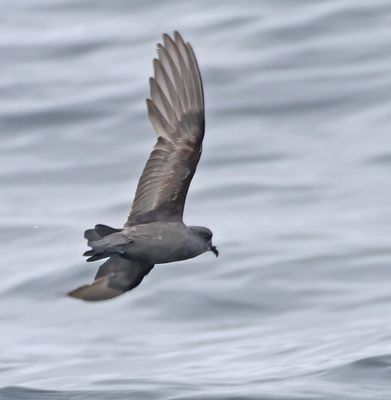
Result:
[83, 224, 122, 262]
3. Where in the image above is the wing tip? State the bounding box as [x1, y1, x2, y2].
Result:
[67, 279, 124, 302]
[162, 32, 171, 42]
[174, 30, 182, 39]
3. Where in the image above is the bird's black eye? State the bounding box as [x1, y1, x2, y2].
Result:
[203, 229, 212, 240]
[192, 226, 212, 240]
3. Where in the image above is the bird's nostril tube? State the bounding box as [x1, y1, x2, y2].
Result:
[210, 245, 219, 257]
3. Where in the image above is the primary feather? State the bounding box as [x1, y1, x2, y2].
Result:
[125, 31, 205, 226]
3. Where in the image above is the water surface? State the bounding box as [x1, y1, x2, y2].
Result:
[1, 0, 391, 399]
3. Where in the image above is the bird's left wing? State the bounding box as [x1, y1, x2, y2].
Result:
[125, 31, 205, 226]
[68, 256, 154, 301]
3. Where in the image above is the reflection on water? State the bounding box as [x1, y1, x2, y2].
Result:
[1, 0, 391, 399]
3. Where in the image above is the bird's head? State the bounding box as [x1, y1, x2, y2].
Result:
[190, 226, 219, 257]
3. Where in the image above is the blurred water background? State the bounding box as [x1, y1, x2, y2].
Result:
[1, 0, 391, 399]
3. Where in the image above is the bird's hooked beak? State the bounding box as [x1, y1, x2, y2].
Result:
[210, 245, 219, 257]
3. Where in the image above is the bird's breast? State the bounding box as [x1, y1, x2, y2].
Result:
[125, 223, 203, 264]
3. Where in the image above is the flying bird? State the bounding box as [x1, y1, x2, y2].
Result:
[68, 32, 218, 301]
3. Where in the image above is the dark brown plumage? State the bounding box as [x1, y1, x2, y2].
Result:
[126, 32, 205, 226]
[68, 32, 216, 302]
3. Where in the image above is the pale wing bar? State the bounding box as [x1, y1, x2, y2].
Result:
[126, 32, 204, 226]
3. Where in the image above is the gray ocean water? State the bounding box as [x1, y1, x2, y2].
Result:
[2, 0, 391, 399]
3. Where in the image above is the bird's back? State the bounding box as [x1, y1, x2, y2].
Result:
[122, 221, 206, 264]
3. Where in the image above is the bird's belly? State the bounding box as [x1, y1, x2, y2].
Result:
[126, 235, 200, 264]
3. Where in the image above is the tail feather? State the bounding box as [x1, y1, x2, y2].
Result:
[83, 224, 122, 261]
[88, 253, 110, 262]
[83, 249, 111, 262]
[84, 224, 120, 242]
[94, 224, 121, 237]
[84, 229, 101, 243]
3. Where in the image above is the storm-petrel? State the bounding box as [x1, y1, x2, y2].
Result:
[68, 32, 218, 301]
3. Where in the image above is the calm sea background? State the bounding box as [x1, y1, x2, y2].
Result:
[1, 0, 391, 399]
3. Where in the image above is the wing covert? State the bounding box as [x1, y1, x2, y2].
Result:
[125, 31, 204, 226]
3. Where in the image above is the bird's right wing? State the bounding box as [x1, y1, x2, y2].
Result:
[68, 256, 154, 301]
[125, 31, 205, 226]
